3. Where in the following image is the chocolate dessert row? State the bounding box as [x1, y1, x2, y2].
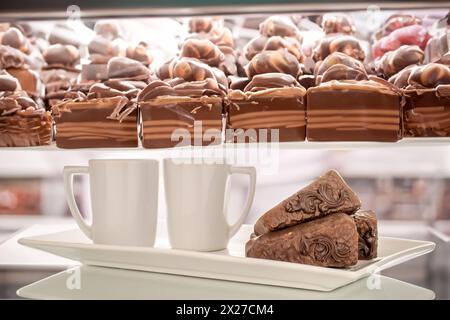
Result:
[1, 13, 449, 147]
[246, 170, 378, 268]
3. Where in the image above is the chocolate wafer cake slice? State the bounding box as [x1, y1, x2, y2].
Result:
[246, 213, 359, 268]
[254, 170, 361, 236]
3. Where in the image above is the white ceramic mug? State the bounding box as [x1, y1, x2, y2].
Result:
[63, 159, 159, 246]
[164, 159, 256, 251]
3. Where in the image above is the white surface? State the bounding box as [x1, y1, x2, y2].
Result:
[17, 265, 435, 300]
[3, 138, 450, 151]
[0, 223, 77, 269]
[63, 160, 159, 246]
[18, 224, 435, 291]
[164, 160, 256, 251]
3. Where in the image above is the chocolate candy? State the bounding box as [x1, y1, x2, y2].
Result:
[254, 170, 361, 236]
[307, 79, 402, 142]
[372, 24, 430, 59]
[1, 27, 30, 54]
[227, 73, 306, 143]
[188, 17, 213, 33]
[0, 71, 20, 91]
[180, 38, 224, 67]
[315, 52, 367, 84]
[126, 42, 153, 66]
[321, 13, 355, 34]
[94, 20, 122, 40]
[246, 213, 359, 268]
[314, 34, 365, 61]
[352, 210, 378, 260]
[245, 49, 300, 78]
[375, 45, 424, 78]
[243, 35, 269, 61]
[0, 45, 26, 69]
[407, 63, 450, 88]
[259, 16, 300, 40]
[43, 44, 80, 67]
[107, 56, 152, 80]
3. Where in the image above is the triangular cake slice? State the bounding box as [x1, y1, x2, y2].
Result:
[254, 170, 361, 236]
[246, 213, 359, 268]
[352, 210, 378, 260]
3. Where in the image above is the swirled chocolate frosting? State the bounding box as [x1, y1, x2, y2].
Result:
[259, 16, 301, 40]
[243, 35, 269, 61]
[0, 71, 21, 92]
[313, 34, 365, 62]
[321, 13, 355, 34]
[254, 170, 361, 236]
[375, 45, 424, 78]
[352, 210, 378, 260]
[43, 44, 80, 67]
[245, 49, 301, 78]
[407, 63, 450, 88]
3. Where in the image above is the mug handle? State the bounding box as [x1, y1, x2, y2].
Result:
[226, 166, 257, 238]
[63, 166, 92, 239]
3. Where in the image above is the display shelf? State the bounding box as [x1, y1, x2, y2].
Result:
[0, 1, 447, 21]
[1, 138, 450, 152]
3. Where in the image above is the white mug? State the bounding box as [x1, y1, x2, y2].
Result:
[164, 159, 256, 251]
[63, 159, 159, 246]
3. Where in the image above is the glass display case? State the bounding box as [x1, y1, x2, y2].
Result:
[0, 0, 449, 300]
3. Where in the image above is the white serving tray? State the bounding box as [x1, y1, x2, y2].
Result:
[19, 224, 435, 291]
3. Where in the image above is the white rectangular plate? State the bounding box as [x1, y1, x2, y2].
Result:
[19, 224, 435, 291]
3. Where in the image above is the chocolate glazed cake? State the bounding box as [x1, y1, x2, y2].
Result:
[139, 58, 225, 148]
[227, 72, 306, 143]
[254, 170, 361, 236]
[246, 213, 359, 268]
[0, 71, 52, 147]
[402, 63, 450, 137]
[307, 80, 402, 142]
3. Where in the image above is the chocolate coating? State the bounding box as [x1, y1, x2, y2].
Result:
[188, 17, 213, 33]
[321, 13, 354, 34]
[259, 16, 300, 39]
[243, 35, 269, 61]
[1, 27, 29, 53]
[246, 213, 359, 268]
[254, 170, 361, 236]
[245, 49, 301, 78]
[107, 56, 152, 80]
[315, 52, 367, 83]
[0, 71, 21, 92]
[314, 34, 365, 62]
[388, 65, 415, 88]
[352, 210, 378, 260]
[180, 38, 224, 67]
[126, 42, 153, 65]
[94, 20, 121, 40]
[43, 44, 79, 67]
[243, 73, 300, 92]
[0, 45, 26, 69]
[381, 14, 421, 37]
[375, 45, 424, 78]
[408, 63, 450, 88]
